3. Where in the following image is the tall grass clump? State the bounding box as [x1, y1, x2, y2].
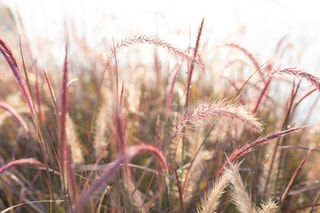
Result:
[1, 16, 320, 213]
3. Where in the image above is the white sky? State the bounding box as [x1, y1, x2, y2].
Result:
[3, 0, 320, 73]
[2, 0, 320, 124]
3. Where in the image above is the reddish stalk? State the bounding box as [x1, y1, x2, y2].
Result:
[280, 149, 311, 209]
[292, 86, 317, 114]
[59, 46, 78, 205]
[264, 81, 300, 196]
[275, 68, 320, 90]
[0, 158, 44, 175]
[72, 144, 168, 213]
[0, 38, 36, 121]
[274, 35, 288, 57]
[165, 63, 182, 120]
[251, 61, 275, 113]
[218, 43, 264, 81]
[35, 65, 45, 125]
[114, 85, 127, 154]
[174, 169, 184, 213]
[185, 18, 204, 107]
[0, 101, 28, 132]
[253, 76, 272, 113]
[43, 68, 59, 121]
[82, 131, 115, 195]
[219, 126, 303, 175]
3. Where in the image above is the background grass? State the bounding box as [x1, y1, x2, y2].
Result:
[1, 3, 320, 213]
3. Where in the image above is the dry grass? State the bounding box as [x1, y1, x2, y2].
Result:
[228, 162, 255, 213]
[177, 100, 262, 132]
[0, 11, 320, 213]
[197, 162, 232, 213]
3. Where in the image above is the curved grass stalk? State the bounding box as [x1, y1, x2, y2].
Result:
[72, 144, 168, 213]
[0, 37, 35, 121]
[0, 158, 44, 175]
[220, 126, 303, 175]
[0, 101, 28, 131]
[110, 34, 204, 68]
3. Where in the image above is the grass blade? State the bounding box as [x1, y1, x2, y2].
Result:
[59, 45, 78, 206]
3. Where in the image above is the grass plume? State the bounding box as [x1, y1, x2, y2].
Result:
[228, 162, 255, 213]
[58, 46, 78, 206]
[177, 100, 262, 132]
[197, 163, 231, 213]
[275, 67, 320, 90]
[110, 34, 204, 67]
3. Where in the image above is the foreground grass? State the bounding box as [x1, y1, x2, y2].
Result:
[0, 19, 320, 212]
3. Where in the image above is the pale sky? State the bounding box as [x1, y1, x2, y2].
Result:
[2, 0, 320, 124]
[3, 0, 320, 72]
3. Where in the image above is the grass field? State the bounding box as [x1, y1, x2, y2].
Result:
[1, 8, 320, 212]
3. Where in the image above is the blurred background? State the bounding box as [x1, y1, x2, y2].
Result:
[1, 0, 320, 124]
[1, 0, 320, 71]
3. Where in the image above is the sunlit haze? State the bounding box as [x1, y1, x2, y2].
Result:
[3, 0, 320, 73]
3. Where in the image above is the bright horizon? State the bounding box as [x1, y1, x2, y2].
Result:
[3, 0, 320, 74]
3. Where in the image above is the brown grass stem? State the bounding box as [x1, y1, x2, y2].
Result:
[42, 68, 59, 121]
